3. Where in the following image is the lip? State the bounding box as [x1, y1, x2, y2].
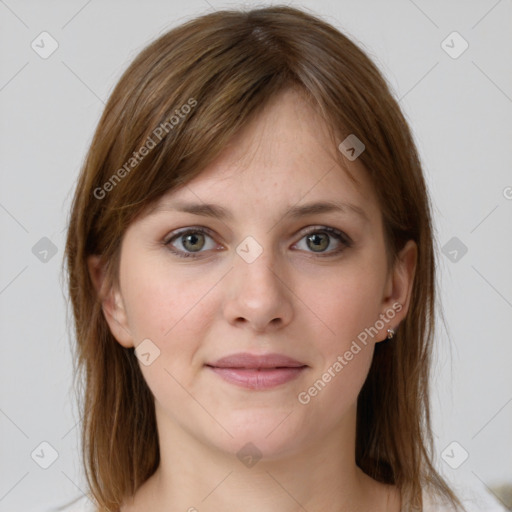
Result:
[208, 352, 306, 369]
[205, 352, 308, 390]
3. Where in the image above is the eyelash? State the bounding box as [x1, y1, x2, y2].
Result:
[163, 225, 353, 259]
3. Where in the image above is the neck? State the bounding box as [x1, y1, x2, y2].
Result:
[121, 402, 399, 512]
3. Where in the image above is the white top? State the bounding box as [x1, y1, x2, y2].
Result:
[423, 486, 508, 512]
[49, 495, 96, 511]
[52, 488, 508, 511]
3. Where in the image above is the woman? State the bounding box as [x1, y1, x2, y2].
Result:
[62, 5, 479, 511]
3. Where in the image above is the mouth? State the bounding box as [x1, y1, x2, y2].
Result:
[205, 353, 308, 390]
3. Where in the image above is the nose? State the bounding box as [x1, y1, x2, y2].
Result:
[222, 244, 294, 333]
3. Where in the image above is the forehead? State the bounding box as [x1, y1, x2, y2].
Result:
[149, 88, 381, 224]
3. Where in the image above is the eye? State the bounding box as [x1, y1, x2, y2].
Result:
[164, 227, 220, 258]
[163, 225, 352, 259]
[293, 226, 352, 257]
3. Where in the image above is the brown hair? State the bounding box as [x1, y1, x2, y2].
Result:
[64, 5, 464, 511]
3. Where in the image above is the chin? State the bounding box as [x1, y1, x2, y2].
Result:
[204, 409, 309, 462]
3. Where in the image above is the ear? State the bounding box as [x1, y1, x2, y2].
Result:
[87, 255, 135, 348]
[377, 239, 417, 341]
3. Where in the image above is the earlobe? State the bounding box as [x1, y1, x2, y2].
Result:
[379, 240, 417, 339]
[87, 255, 134, 348]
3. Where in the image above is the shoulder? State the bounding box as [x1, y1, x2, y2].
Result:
[422, 484, 508, 512]
[48, 495, 97, 512]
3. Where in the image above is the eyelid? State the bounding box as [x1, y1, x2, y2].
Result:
[163, 225, 216, 245]
[296, 225, 353, 246]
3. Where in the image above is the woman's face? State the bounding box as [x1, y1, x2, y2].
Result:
[95, 88, 416, 459]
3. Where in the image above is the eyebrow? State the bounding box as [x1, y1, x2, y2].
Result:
[150, 199, 369, 223]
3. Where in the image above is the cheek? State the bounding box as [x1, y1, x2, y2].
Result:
[305, 264, 386, 349]
[120, 262, 220, 402]
[295, 262, 384, 410]
[301, 344, 373, 427]
[121, 258, 219, 341]
[299, 280, 377, 418]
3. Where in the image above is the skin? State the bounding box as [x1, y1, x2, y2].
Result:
[89, 87, 416, 512]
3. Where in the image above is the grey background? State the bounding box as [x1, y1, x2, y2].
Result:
[0, 0, 511, 510]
